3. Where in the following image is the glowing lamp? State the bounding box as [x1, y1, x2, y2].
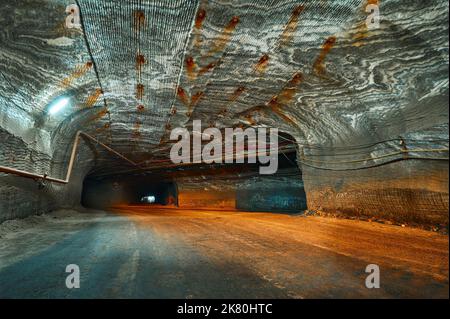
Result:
[48, 97, 70, 115]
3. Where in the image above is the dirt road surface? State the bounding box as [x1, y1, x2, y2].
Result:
[0, 206, 447, 298]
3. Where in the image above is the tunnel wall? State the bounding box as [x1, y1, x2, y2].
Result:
[235, 176, 307, 213]
[302, 160, 449, 227]
[1, 128, 54, 221]
[0, 0, 102, 223]
[176, 180, 236, 210]
[0, 127, 96, 223]
[82, 179, 133, 209]
[176, 166, 306, 213]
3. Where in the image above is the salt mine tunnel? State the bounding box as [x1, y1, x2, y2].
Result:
[0, 0, 448, 300]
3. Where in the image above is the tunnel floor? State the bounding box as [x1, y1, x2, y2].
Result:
[0, 207, 448, 299]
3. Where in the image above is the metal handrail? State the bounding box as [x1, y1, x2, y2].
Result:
[0, 131, 141, 184]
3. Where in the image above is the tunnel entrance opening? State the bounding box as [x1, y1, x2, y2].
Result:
[81, 177, 178, 209]
[81, 132, 305, 213]
[173, 131, 308, 213]
[128, 180, 177, 206]
[234, 132, 307, 213]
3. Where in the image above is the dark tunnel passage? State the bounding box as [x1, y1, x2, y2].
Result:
[81, 132, 306, 213]
[82, 178, 178, 208]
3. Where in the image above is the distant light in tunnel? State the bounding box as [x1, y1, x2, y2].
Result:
[48, 97, 70, 115]
[141, 196, 156, 204]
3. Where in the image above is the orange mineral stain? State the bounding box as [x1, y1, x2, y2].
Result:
[191, 91, 204, 106]
[272, 106, 297, 126]
[186, 56, 197, 80]
[136, 84, 144, 100]
[193, 8, 207, 48]
[277, 5, 305, 48]
[132, 120, 142, 139]
[265, 72, 302, 126]
[188, 91, 204, 115]
[134, 10, 145, 32]
[213, 86, 246, 121]
[60, 61, 93, 88]
[197, 61, 217, 77]
[278, 72, 303, 104]
[195, 8, 206, 29]
[176, 86, 189, 106]
[136, 54, 146, 74]
[88, 108, 109, 123]
[85, 88, 103, 108]
[205, 16, 239, 57]
[255, 54, 270, 74]
[269, 72, 303, 108]
[231, 86, 246, 102]
[313, 36, 336, 76]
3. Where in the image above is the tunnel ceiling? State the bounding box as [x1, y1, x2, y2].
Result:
[0, 0, 448, 176]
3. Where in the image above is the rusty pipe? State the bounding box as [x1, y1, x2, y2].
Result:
[0, 131, 141, 184]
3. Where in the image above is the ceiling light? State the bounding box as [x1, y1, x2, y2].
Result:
[48, 97, 70, 115]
